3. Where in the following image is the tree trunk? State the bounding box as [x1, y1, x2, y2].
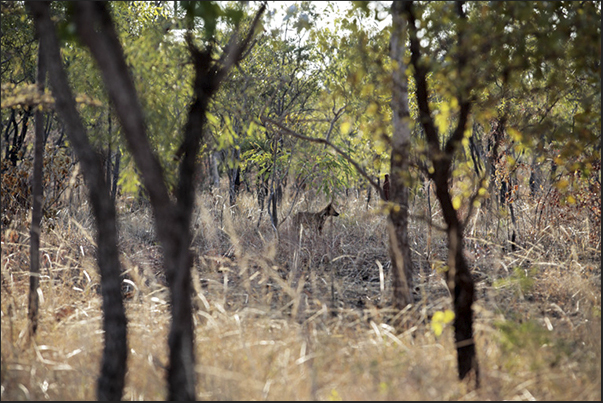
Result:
[28, 3, 128, 400]
[403, 0, 479, 386]
[210, 151, 220, 188]
[111, 147, 121, 203]
[71, 2, 266, 399]
[388, 1, 415, 310]
[27, 40, 46, 340]
[7, 108, 32, 166]
[434, 170, 479, 385]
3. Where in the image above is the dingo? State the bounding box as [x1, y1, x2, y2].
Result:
[292, 202, 339, 235]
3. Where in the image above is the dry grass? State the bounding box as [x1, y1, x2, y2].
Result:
[1, 183, 600, 400]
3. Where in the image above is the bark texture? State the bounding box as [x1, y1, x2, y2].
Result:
[28, 2, 128, 400]
[71, 2, 266, 399]
[403, 0, 479, 386]
[389, 1, 415, 310]
[27, 39, 45, 340]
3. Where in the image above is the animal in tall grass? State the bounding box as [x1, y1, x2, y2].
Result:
[292, 202, 339, 235]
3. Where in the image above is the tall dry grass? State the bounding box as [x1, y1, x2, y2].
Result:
[1, 181, 600, 400]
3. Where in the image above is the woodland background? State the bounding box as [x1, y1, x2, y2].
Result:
[1, 1, 601, 400]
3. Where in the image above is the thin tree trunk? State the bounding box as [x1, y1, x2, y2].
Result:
[28, 4, 128, 400]
[403, 0, 479, 386]
[210, 151, 220, 188]
[27, 40, 46, 340]
[112, 148, 121, 203]
[389, 1, 414, 310]
[434, 172, 479, 384]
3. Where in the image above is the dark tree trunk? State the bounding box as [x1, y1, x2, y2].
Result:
[112, 147, 121, 203]
[3, 109, 17, 160]
[433, 171, 479, 384]
[28, 41, 46, 340]
[228, 148, 241, 206]
[403, 0, 479, 386]
[72, 3, 197, 397]
[28, 3, 128, 400]
[71, 2, 267, 399]
[7, 107, 32, 166]
[389, 1, 415, 310]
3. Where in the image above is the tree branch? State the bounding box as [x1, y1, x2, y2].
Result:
[444, 1, 472, 161]
[323, 104, 346, 148]
[73, 1, 172, 215]
[217, 2, 267, 81]
[28, 3, 127, 399]
[403, 2, 442, 172]
[260, 116, 385, 200]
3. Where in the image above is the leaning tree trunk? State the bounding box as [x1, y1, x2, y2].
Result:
[72, 3, 196, 398]
[388, 1, 415, 310]
[29, 3, 128, 400]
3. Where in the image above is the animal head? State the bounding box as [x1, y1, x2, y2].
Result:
[320, 202, 339, 218]
[315, 202, 339, 233]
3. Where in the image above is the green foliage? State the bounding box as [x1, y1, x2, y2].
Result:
[1, 82, 102, 111]
[112, 2, 187, 192]
[180, 1, 245, 36]
[403, 1, 600, 214]
[308, 5, 393, 188]
[209, 5, 340, 197]
[493, 319, 574, 373]
[2, 0, 598, 211]
[53, 2, 79, 45]
[496, 319, 549, 351]
[2, 82, 53, 110]
[1, 1, 36, 84]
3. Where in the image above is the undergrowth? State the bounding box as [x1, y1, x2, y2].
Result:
[1, 182, 600, 400]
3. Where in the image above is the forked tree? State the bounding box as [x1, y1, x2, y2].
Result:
[29, 1, 266, 400]
[401, 1, 479, 385]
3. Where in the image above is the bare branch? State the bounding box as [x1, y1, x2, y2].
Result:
[215, 2, 267, 84]
[323, 104, 346, 147]
[73, 2, 172, 215]
[444, 1, 472, 160]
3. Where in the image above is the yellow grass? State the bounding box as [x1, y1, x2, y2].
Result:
[1, 186, 600, 400]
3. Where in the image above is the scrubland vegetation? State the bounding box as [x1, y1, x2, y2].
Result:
[2, 0, 600, 400]
[2, 177, 600, 400]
